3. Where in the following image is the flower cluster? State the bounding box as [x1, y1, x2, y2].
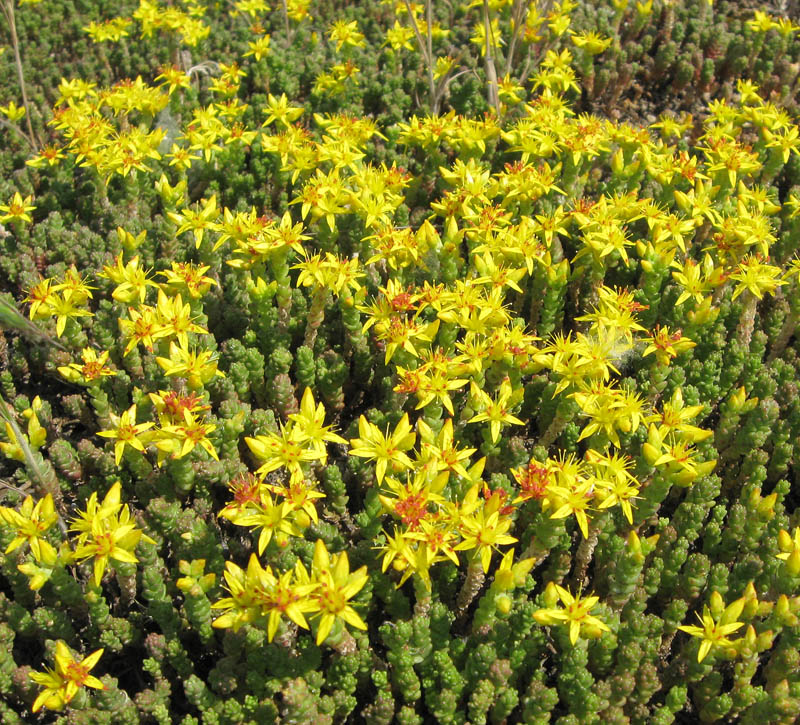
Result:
[2, 0, 800, 720]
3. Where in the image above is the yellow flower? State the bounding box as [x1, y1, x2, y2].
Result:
[99, 253, 158, 305]
[0, 100, 26, 122]
[0, 191, 36, 224]
[221, 487, 300, 554]
[288, 387, 347, 456]
[274, 476, 326, 528]
[416, 417, 476, 479]
[287, 0, 312, 21]
[211, 554, 318, 638]
[533, 583, 610, 644]
[468, 377, 524, 444]
[246, 423, 325, 478]
[641, 423, 717, 486]
[348, 413, 416, 483]
[776, 527, 800, 576]
[261, 93, 304, 128]
[26, 144, 66, 168]
[70, 482, 154, 587]
[155, 408, 219, 462]
[244, 35, 272, 61]
[454, 486, 518, 572]
[586, 449, 640, 524]
[158, 262, 218, 299]
[0, 493, 58, 563]
[548, 477, 594, 539]
[379, 468, 448, 532]
[119, 304, 167, 354]
[167, 194, 220, 248]
[29, 641, 104, 712]
[729, 256, 785, 300]
[83, 17, 132, 43]
[384, 21, 415, 51]
[97, 404, 154, 465]
[58, 348, 116, 386]
[678, 593, 745, 662]
[232, 0, 271, 19]
[166, 143, 200, 171]
[571, 31, 613, 55]
[646, 387, 711, 443]
[746, 10, 775, 34]
[49, 268, 95, 327]
[642, 325, 696, 367]
[154, 64, 191, 95]
[68, 481, 124, 540]
[309, 539, 368, 645]
[155, 341, 224, 389]
[155, 290, 208, 348]
[328, 19, 366, 52]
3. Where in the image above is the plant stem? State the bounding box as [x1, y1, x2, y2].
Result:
[571, 516, 604, 590]
[2, 0, 41, 149]
[454, 558, 485, 622]
[0, 115, 34, 149]
[404, 0, 438, 113]
[304, 286, 328, 350]
[482, 0, 501, 116]
[280, 0, 293, 42]
[504, 0, 525, 76]
[768, 310, 797, 362]
[735, 290, 758, 349]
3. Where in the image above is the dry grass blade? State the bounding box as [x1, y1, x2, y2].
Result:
[0, 294, 68, 351]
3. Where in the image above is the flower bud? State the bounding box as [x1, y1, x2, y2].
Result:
[294, 510, 311, 530]
[611, 148, 625, 176]
[582, 623, 605, 640]
[642, 442, 661, 466]
[775, 595, 797, 625]
[778, 529, 794, 552]
[740, 624, 757, 655]
[728, 386, 747, 413]
[742, 582, 759, 619]
[543, 581, 559, 608]
[786, 550, 800, 577]
[117, 226, 146, 252]
[686, 298, 720, 326]
[496, 593, 512, 615]
[756, 629, 775, 652]
[710, 591, 725, 619]
[672, 468, 697, 487]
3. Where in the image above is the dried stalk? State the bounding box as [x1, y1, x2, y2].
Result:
[482, 0, 501, 116]
[403, 0, 438, 113]
[1, 0, 41, 149]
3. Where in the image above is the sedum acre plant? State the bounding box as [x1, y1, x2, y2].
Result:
[0, 0, 800, 722]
